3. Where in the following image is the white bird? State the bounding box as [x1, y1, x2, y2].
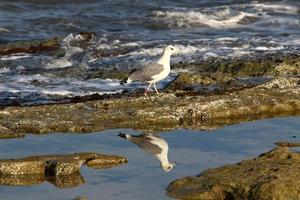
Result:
[121, 45, 179, 95]
[118, 132, 176, 172]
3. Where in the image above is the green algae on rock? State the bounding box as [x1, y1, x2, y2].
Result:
[166, 147, 300, 200]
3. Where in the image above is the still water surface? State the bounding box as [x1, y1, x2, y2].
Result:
[0, 116, 299, 200]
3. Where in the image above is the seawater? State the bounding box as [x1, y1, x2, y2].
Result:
[0, 117, 299, 200]
[0, 0, 299, 105]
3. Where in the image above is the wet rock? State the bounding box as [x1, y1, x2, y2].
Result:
[45, 159, 84, 176]
[46, 172, 85, 188]
[0, 125, 24, 139]
[0, 152, 127, 188]
[73, 197, 88, 200]
[0, 38, 61, 55]
[0, 158, 45, 175]
[0, 32, 95, 56]
[257, 77, 299, 89]
[173, 53, 300, 76]
[275, 142, 300, 147]
[86, 154, 128, 169]
[0, 75, 298, 134]
[85, 69, 129, 80]
[165, 72, 254, 93]
[0, 174, 45, 186]
[0, 152, 127, 175]
[166, 147, 300, 200]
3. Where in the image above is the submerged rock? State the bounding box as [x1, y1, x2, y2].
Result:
[166, 147, 300, 200]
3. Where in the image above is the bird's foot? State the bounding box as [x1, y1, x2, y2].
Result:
[144, 90, 148, 96]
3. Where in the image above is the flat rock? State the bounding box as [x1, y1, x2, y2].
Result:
[0, 152, 127, 175]
[0, 158, 45, 175]
[85, 154, 128, 169]
[0, 76, 298, 134]
[0, 125, 24, 139]
[46, 159, 84, 176]
[167, 147, 300, 200]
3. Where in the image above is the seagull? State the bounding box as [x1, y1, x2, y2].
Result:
[121, 45, 179, 95]
[118, 132, 176, 172]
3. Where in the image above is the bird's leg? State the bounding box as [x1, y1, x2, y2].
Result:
[144, 83, 153, 96]
[153, 83, 159, 94]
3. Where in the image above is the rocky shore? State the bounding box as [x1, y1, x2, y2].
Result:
[0, 32, 299, 199]
[0, 74, 298, 138]
[166, 146, 300, 200]
[0, 35, 299, 137]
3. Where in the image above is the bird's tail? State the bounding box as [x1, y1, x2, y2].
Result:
[118, 132, 130, 140]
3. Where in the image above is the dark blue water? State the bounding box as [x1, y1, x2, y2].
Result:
[0, 116, 299, 200]
[0, 0, 299, 105]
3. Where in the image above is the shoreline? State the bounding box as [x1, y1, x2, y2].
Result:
[0, 35, 299, 138]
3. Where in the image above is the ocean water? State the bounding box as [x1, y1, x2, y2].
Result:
[0, 0, 299, 104]
[0, 116, 299, 200]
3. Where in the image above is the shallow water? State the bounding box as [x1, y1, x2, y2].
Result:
[0, 0, 299, 105]
[0, 116, 299, 200]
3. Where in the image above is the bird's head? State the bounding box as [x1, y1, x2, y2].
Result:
[164, 45, 180, 55]
[162, 161, 177, 172]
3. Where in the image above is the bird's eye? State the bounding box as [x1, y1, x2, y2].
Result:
[170, 48, 174, 50]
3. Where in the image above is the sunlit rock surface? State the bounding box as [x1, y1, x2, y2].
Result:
[167, 147, 300, 200]
[0, 152, 127, 188]
[0, 75, 298, 138]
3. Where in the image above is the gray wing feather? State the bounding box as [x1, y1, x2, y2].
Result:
[130, 63, 164, 82]
[129, 134, 162, 155]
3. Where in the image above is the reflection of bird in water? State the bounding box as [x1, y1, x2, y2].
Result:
[118, 132, 176, 172]
[120, 45, 179, 95]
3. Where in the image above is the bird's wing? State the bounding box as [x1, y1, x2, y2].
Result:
[129, 63, 164, 82]
[129, 134, 162, 155]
